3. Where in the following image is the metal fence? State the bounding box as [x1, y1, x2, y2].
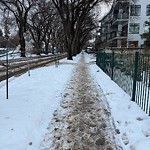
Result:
[96, 51, 150, 115]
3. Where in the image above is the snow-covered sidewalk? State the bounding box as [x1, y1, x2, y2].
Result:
[0, 56, 79, 150]
[40, 53, 118, 150]
[0, 53, 150, 150]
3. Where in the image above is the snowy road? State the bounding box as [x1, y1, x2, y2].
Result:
[40, 54, 120, 150]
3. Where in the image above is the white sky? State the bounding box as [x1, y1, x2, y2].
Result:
[0, 53, 150, 150]
[99, 3, 111, 19]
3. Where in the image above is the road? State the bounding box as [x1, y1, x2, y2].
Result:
[0, 53, 66, 81]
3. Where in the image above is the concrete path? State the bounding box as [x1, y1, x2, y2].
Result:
[40, 54, 121, 150]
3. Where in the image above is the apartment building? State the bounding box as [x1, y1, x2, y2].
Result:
[100, 0, 150, 48]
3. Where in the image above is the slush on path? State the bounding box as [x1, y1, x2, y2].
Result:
[41, 53, 120, 150]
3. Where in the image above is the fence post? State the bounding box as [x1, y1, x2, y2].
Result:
[96, 52, 99, 66]
[132, 51, 139, 102]
[111, 52, 114, 80]
[103, 52, 106, 72]
[6, 47, 9, 99]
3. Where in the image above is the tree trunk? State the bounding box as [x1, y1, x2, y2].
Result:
[45, 42, 49, 54]
[62, 20, 73, 60]
[66, 43, 73, 60]
[67, 48, 73, 60]
[64, 34, 73, 60]
[66, 45, 73, 60]
[19, 27, 26, 57]
[36, 43, 41, 55]
[20, 37, 26, 57]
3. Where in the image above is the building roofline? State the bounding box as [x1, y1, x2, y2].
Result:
[100, 0, 130, 22]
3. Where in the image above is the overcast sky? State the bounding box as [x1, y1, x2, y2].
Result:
[99, 2, 112, 19]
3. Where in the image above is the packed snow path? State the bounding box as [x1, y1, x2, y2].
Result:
[40, 54, 119, 150]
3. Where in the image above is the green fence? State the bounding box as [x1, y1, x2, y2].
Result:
[96, 51, 150, 115]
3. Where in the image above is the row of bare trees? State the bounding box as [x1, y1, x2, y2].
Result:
[0, 0, 111, 59]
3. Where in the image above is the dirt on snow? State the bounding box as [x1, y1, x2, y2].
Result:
[40, 54, 122, 150]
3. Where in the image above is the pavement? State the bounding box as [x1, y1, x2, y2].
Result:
[40, 54, 122, 150]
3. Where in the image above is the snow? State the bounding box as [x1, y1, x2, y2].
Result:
[0, 53, 150, 150]
[0, 50, 54, 61]
[0, 56, 80, 150]
[88, 54, 150, 150]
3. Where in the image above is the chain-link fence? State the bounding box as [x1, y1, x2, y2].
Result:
[96, 50, 150, 115]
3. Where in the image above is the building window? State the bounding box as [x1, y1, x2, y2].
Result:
[129, 41, 138, 47]
[146, 4, 150, 16]
[144, 23, 149, 33]
[130, 5, 141, 16]
[129, 23, 140, 34]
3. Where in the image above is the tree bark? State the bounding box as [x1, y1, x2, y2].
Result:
[19, 27, 26, 57]
[45, 42, 49, 54]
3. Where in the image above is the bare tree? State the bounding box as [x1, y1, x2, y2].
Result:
[28, 10, 46, 55]
[42, 1, 58, 54]
[0, 28, 3, 37]
[27, 0, 61, 55]
[76, 13, 97, 53]
[3, 9, 10, 40]
[52, 0, 111, 59]
[0, 0, 37, 57]
[50, 13, 64, 53]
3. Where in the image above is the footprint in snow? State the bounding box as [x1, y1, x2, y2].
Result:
[121, 133, 129, 145]
[142, 129, 150, 137]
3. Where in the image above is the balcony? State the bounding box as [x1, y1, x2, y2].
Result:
[113, 1, 130, 10]
[112, 13, 129, 25]
[109, 39, 127, 48]
[111, 31, 127, 40]
[109, 41, 117, 47]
